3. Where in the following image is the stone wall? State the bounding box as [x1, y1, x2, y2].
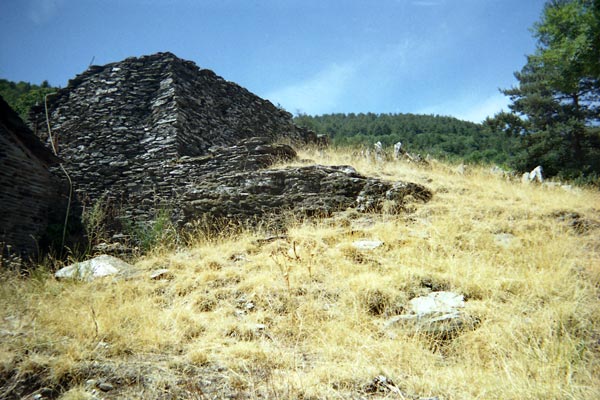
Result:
[27, 53, 432, 236]
[29, 53, 314, 221]
[0, 96, 64, 265]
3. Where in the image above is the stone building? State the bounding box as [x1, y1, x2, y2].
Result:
[0, 96, 63, 265]
[30, 53, 431, 232]
[30, 53, 315, 220]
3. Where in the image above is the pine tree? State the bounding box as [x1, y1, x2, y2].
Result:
[499, 0, 600, 180]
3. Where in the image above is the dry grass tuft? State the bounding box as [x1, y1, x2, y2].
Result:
[1, 147, 599, 399]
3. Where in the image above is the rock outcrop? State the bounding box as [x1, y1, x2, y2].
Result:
[28, 53, 431, 235]
[384, 291, 477, 340]
[182, 162, 432, 224]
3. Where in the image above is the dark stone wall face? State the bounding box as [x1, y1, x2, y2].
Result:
[170, 59, 302, 156]
[31, 54, 182, 212]
[0, 123, 59, 261]
[29, 53, 311, 222]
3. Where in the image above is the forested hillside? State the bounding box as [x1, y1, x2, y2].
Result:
[294, 112, 517, 164]
[0, 78, 56, 122]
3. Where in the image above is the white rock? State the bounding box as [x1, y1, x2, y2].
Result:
[352, 240, 384, 250]
[530, 165, 544, 182]
[393, 142, 402, 160]
[97, 382, 115, 392]
[542, 181, 578, 193]
[385, 291, 472, 337]
[55, 255, 134, 281]
[561, 184, 576, 192]
[150, 268, 172, 280]
[494, 233, 517, 248]
[339, 166, 358, 175]
[542, 181, 560, 188]
[409, 291, 464, 316]
[374, 141, 383, 161]
[408, 230, 429, 239]
[522, 165, 544, 183]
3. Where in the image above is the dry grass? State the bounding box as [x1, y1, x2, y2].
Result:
[1, 147, 599, 399]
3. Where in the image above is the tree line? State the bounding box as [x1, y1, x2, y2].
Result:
[294, 112, 518, 165]
[0, 79, 56, 123]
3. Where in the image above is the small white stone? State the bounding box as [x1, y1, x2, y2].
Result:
[97, 382, 114, 392]
[150, 268, 172, 280]
[254, 324, 267, 331]
[494, 233, 517, 248]
[352, 240, 384, 250]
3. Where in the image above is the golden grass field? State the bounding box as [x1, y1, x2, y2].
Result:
[1, 147, 599, 399]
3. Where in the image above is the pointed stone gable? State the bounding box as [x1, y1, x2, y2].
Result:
[30, 53, 311, 207]
[29, 53, 430, 233]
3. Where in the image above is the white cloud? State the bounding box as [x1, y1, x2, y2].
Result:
[28, 0, 65, 24]
[264, 62, 359, 115]
[263, 39, 506, 121]
[411, 0, 444, 7]
[455, 94, 510, 122]
[419, 93, 510, 123]
[263, 39, 422, 115]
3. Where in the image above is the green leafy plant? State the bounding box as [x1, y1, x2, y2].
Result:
[122, 208, 179, 253]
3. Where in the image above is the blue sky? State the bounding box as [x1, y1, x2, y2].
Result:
[0, 0, 547, 122]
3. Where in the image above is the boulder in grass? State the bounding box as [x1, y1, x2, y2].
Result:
[522, 165, 544, 184]
[409, 291, 465, 316]
[385, 291, 476, 340]
[54, 255, 134, 281]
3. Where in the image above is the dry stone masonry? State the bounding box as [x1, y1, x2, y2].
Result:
[31, 53, 311, 215]
[0, 96, 65, 265]
[27, 52, 432, 238]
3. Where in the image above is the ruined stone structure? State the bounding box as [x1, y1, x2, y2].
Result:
[0, 96, 64, 264]
[29, 52, 431, 233]
[31, 53, 307, 207]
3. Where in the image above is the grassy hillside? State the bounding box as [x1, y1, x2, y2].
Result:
[1, 148, 599, 399]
